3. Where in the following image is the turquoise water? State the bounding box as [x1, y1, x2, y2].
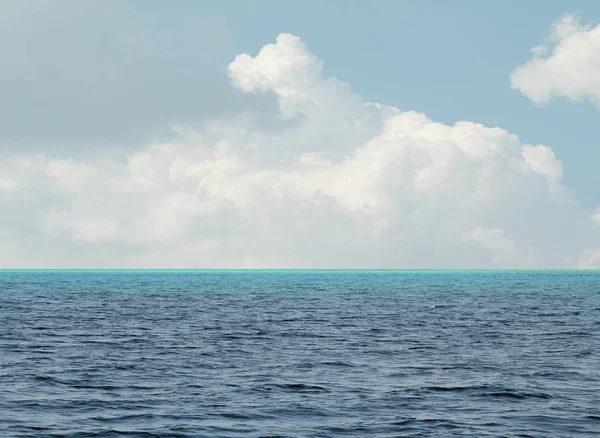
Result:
[1, 270, 600, 436]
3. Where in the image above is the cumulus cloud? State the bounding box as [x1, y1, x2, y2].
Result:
[511, 14, 600, 105]
[521, 144, 566, 195]
[0, 33, 598, 268]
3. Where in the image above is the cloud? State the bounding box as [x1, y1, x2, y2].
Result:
[521, 145, 563, 188]
[0, 32, 598, 268]
[573, 205, 600, 268]
[465, 227, 534, 268]
[578, 249, 600, 269]
[511, 14, 600, 105]
[0, 1, 277, 153]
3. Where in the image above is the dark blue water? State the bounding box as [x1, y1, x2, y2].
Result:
[1, 270, 600, 437]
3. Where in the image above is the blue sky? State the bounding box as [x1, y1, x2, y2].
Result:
[1, 1, 599, 268]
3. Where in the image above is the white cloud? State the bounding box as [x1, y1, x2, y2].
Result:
[578, 249, 600, 269]
[465, 227, 534, 268]
[521, 145, 563, 187]
[511, 14, 600, 105]
[0, 33, 598, 268]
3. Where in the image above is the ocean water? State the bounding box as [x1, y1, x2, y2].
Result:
[1, 270, 600, 437]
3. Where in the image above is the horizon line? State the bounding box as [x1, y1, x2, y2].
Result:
[0, 269, 598, 272]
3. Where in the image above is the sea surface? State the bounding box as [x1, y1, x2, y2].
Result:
[1, 270, 600, 437]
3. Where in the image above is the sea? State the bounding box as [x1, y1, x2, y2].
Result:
[1, 270, 599, 437]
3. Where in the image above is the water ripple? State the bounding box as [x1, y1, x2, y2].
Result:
[1, 270, 600, 437]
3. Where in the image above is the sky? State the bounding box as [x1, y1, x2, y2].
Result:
[1, 0, 599, 268]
